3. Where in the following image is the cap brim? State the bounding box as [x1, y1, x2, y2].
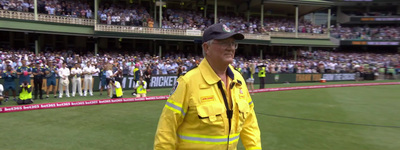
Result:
[214, 33, 244, 41]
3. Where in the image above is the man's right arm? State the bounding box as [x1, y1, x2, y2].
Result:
[19, 88, 23, 93]
[32, 69, 38, 76]
[26, 86, 32, 93]
[154, 78, 188, 150]
[58, 69, 63, 78]
[16, 68, 22, 75]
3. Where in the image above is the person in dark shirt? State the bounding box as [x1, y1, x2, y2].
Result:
[32, 61, 46, 99]
[16, 59, 32, 88]
[45, 61, 58, 98]
[99, 64, 107, 96]
[144, 66, 152, 90]
[2, 65, 17, 102]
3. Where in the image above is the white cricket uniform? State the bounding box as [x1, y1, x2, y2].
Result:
[105, 70, 114, 91]
[71, 67, 83, 96]
[0, 84, 3, 97]
[83, 66, 94, 96]
[58, 67, 70, 97]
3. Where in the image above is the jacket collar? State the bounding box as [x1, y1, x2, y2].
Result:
[199, 58, 235, 85]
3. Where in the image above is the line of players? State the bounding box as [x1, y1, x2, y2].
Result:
[0, 60, 148, 105]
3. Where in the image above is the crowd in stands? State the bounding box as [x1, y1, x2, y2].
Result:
[0, 47, 398, 79]
[0, 44, 398, 106]
[98, 2, 153, 27]
[108, 7, 326, 34]
[94, 3, 326, 34]
[1, 1, 398, 39]
[160, 10, 325, 34]
[0, 0, 94, 18]
[232, 50, 400, 77]
[344, 10, 397, 17]
[37, 0, 93, 18]
[331, 26, 400, 40]
[0, 0, 34, 12]
[0, 46, 399, 104]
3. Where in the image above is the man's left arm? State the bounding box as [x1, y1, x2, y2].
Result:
[240, 96, 262, 150]
[32, 68, 38, 76]
[115, 82, 121, 89]
[26, 86, 32, 93]
[143, 81, 147, 89]
[41, 68, 46, 75]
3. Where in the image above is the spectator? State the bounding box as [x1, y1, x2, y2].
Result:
[134, 76, 147, 97]
[2, 64, 17, 102]
[45, 60, 58, 98]
[144, 66, 152, 90]
[109, 78, 122, 98]
[32, 61, 45, 100]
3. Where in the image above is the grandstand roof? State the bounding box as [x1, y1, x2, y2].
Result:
[271, 38, 338, 47]
[248, 0, 334, 16]
[161, 0, 332, 17]
[263, 0, 333, 6]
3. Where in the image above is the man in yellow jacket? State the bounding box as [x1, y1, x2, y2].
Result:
[154, 23, 262, 150]
[135, 76, 147, 97]
[17, 82, 33, 105]
[110, 78, 123, 98]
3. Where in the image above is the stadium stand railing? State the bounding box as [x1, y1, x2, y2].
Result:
[95, 24, 271, 40]
[270, 32, 329, 39]
[37, 14, 94, 26]
[1, 9, 332, 40]
[0, 10, 35, 21]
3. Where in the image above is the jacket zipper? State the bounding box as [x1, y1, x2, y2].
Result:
[217, 81, 233, 150]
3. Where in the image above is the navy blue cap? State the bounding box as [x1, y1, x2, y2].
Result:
[202, 23, 244, 42]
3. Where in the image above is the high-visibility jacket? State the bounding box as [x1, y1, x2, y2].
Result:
[258, 67, 266, 78]
[19, 85, 32, 100]
[136, 81, 147, 94]
[114, 81, 123, 97]
[154, 58, 261, 150]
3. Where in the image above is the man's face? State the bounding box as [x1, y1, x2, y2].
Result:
[204, 37, 236, 65]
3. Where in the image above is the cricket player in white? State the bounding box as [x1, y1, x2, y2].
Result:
[83, 62, 96, 96]
[58, 62, 70, 98]
[71, 63, 83, 97]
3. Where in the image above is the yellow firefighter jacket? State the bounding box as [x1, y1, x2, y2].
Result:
[154, 58, 262, 150]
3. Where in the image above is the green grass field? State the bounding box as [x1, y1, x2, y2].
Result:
[1, 80, 400, 150]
